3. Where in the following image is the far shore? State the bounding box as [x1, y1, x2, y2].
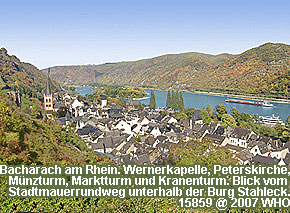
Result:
[190, 91, 290, 104]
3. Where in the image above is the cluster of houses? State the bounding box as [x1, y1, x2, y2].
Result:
[44, 72, 290, 166]
[49, 92, 290, 166]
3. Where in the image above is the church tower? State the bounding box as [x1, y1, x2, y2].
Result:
[44, 68, 53, 111]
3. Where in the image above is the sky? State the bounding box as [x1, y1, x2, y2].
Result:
[1, 0, 289, 69]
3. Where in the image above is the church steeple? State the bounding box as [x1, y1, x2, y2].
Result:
[44, 68, 53, 111]
[45, 68, 51, 95]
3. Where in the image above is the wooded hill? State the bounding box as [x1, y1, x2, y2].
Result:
[43, 52, 234, 88]
[0, 48, 60, 100]
[0, 48, 90, 165]
[44, 42, 290, 98]
[192, 42, 290, 98]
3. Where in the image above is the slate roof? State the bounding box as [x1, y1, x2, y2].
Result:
[191, 123, 203, 132]
[230, 127, 252, 140]
[236, 149, 254, 162]
[134, 153, 150, 165]
[208, 122, 219, 134]
[156, 114, 165, 122]
[169, 124, 182, 133]
[121, 154, 134, 164]
[197, 124, 209, 136]
[283, 153, 290, 165]
[259, 136, 272, 144]
[92, 136, 123, 152]
[76, 124, 99, 136]
[119, 142, 133, 155]
[257, 143, 269, 154]
[214, 126, 226, 135]
[191, 110, 202, 121]
[109, 109, 124, 119]
[156, 135, 167, 142]
[54, 102, 66, 109]
[204, 133, 225, 144]
[54, 117, 66, 126]
[251, 155, 279, 165]
[145, 136, 156, 145]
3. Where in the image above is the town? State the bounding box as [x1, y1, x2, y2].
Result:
[42, 71, 290, 167]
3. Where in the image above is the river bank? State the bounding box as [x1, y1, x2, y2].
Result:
[133, 97, 149, 100]
[189, 91, 290, 104]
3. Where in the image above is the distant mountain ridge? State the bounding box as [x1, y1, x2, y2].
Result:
[43, 52, 234, 87]
[43, 42, 290, 98]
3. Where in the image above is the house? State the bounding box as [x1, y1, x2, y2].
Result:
[134, 153, 151, 165]
[180, 117, 190, 129]
[167, 116, 178, 124]
[249, 142, 269, 157]
[108, 109, 124, 119]
[149, 149, 162, 164]
[101, 95, 107, 108]
[151, 127, 162, 137]
[53, 102, 66, 112]
[236, 149, 254, 165]
[76, 124, 100, 140]
[251, 155, 279, 165]
[71, 99, 84, 117]
[190, 110, 203, 128]
[203, 133, 228, 146]
[115, 120, 132, 135]
[126, 97, 136, 112]
[269, 148, 289, 160]
[228, 128, 254, 148]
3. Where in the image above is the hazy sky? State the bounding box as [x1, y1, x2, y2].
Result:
[1, 0, 289, 69]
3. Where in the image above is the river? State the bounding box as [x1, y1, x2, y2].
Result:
[75, 87, 290, 122]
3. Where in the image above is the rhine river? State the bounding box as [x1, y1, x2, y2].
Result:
[75, 87, 290, 122]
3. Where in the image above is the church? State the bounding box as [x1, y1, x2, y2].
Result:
[44, 68, 53, 116]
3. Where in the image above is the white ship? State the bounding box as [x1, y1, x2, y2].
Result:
[259, 114, 285, 127]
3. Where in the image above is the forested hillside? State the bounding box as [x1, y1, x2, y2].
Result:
[192, 43, 290, 97]
[43, 52, 234, 88]
[0, 48, 60, 100]
[0, 48, 104, 211]
[45, 42, 290, 98]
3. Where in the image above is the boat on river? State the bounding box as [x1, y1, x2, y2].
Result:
[226, 99, 273, 107]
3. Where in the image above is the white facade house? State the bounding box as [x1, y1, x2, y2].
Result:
[115, 120, 132, 134]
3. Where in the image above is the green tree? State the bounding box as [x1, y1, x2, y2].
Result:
[184, 108, 195, 118]
[231, 107, 241, 122]
[179, 92, 185, 110]
[149, 90, 156, 109]
[166, 91, 171, 108]
[206, 105, 215, 118]
[200, 109, 212, 124]
[216, 104, 227, 120]
[173, 111, 187, 121]
[171, 91, 175, 109]
[169, 139, 237, 167]
[221, 114, 237, 127]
